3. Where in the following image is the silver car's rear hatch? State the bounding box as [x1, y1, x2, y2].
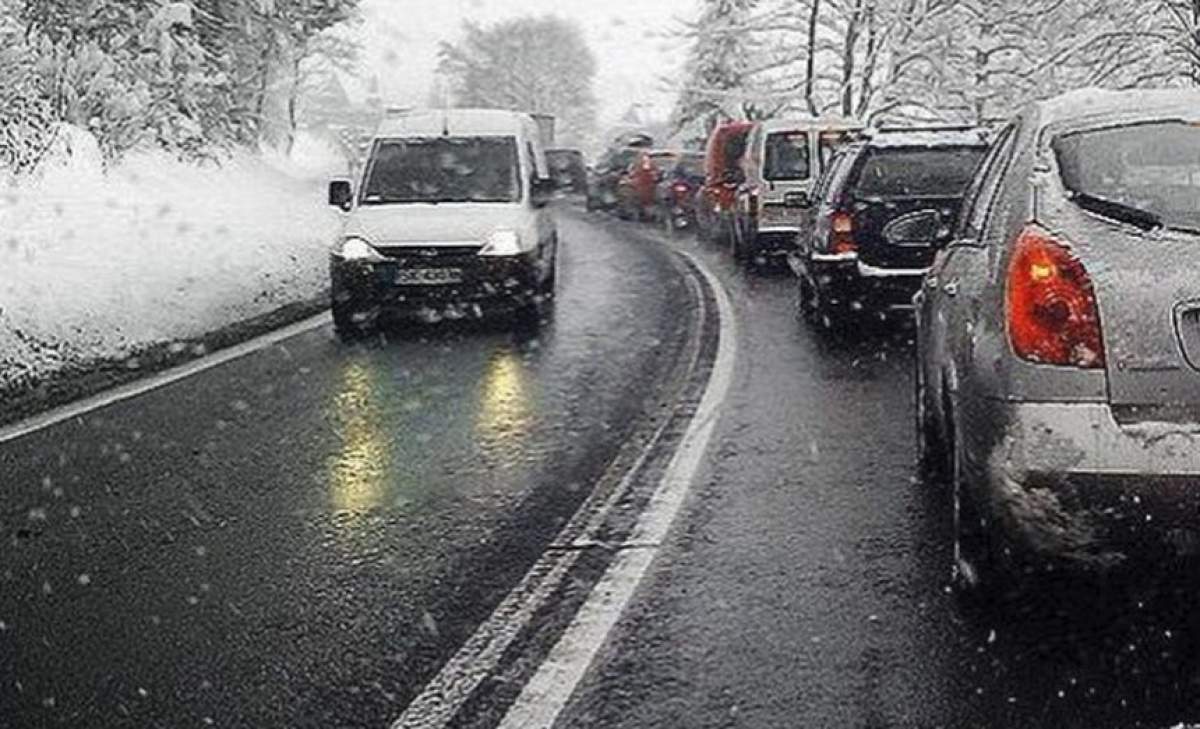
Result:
[1050, 119, 1200, 419]
[1087, 228, 1200, 417]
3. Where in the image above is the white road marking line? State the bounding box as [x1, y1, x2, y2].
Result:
[0, 312, 331, 445]
[390, 256, 711, 729]
[495, 251, 736, 729]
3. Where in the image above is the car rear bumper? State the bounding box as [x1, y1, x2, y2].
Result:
[330, 252, 544, 318]
[803, 254, 926, 312]
[974, 400, 1200, 571]
[751, 227, 800, 254]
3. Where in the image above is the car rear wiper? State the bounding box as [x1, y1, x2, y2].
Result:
[1070, 192, 1162, 231]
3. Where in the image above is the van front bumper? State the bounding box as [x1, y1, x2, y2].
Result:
[330, 250, 544, 319]
[971, 400, 1200, 573]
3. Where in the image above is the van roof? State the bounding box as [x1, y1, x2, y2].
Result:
[757, 117, 864, 134]
[375, 109, 532, 138]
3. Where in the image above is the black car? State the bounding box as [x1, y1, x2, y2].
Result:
[547, 148, 588, 195]
[791, 128, 990, 330]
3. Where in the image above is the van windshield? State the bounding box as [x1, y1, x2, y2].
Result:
[361, 136, 520, 204]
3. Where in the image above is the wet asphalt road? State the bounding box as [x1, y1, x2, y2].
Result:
[556, 223, 1200, 729]
[0, 210, 693, 729]
[5, 207, 1200, 729]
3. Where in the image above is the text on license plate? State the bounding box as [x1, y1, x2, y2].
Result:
[395, 268, 464, 285]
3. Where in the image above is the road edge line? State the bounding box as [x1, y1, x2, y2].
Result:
[494, 251, 737, 729]
[0, 312, 331, 445]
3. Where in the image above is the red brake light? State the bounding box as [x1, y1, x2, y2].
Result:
[830, 211, 856, 254]
[1006, 224, 1105, 369]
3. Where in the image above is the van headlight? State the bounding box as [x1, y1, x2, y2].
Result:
[337, 237, 385, 262]
[479, 229, 523, 257]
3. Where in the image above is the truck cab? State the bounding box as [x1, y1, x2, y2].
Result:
[732, 118, 863, 264]
[327, 109, 558, 335]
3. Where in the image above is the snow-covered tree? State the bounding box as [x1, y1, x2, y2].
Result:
[671, 0, 766, 133]
[438, 15, 598, 147]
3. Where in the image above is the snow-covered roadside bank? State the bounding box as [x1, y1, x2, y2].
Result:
[0, 128, 348, 424]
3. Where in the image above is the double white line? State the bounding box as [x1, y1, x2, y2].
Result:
[393, 251, 738, 729]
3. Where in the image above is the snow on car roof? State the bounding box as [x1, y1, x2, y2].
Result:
[865, 128, 991, 149]
[1034, 87, 1200, 127]
[375, 109, 532, 138]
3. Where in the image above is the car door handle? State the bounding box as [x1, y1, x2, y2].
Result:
[943, 281, 959, 297]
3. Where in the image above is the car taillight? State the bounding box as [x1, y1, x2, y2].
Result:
[830, 211, 856, 254]
[1006, 224, 1105, 369]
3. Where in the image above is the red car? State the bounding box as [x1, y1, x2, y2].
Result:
[616, 150, 679, 221]
[695, 120, 756, 244]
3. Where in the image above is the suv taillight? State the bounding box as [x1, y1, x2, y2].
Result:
[1006, 224, 1105, 369]
[830, 211, 856, 254]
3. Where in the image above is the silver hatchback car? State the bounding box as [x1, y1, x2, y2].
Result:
[915, 88, 1200, 596]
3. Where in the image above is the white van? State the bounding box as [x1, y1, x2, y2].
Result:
[731, 118, 863, 263]
[327, 109, 558, 335]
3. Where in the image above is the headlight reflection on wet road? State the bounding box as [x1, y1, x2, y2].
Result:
[328, 360, 390, 517]
[476, 347, 534, 462]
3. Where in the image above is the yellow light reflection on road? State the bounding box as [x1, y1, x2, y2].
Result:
[476, 348, 533, 455]
[328, 360, 389, 515]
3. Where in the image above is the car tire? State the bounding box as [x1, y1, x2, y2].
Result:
[797, 276, 817, 321]
[915, 362, 947, 482]
[950, 410, 1004, 602]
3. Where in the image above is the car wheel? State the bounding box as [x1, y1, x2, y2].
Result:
[797, 276, 816, 321]
[950, 411, 1001, 601]
[915, 361, 947, 482]
[812, 289, 846, 334]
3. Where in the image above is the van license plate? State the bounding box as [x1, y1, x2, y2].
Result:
[396, 268, 463, 285]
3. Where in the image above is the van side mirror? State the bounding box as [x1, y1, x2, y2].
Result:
[329, 180, 353, 211]
[532, 177, 556, 207]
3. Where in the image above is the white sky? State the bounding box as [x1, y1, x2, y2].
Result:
[354, 0, 698, 126]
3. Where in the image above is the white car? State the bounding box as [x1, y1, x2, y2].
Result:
[327, 109, 559, 335]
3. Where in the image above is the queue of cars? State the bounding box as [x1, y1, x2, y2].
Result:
[326, 91, 1200, 606]
[590, 89, 1200, 605]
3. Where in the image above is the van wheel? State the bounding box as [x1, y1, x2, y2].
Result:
[332, 303, 375, 341]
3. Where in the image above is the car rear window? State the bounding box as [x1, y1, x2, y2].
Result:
[764, 132, 811, 181]
[851, 146, 986, 198]
[1054, 121, 1200, 233]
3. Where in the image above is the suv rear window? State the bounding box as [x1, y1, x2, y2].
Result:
[362, 136, 520, 204]
[1054, 121, 1200, 233]
[764, 132, 811, 181]
[851, 146, 986, 198]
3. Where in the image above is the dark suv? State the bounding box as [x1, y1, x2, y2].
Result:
[792, 128, 990, 329]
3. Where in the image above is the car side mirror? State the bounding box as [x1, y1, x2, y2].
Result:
[328, 179, 353, 211]
[532, 177, 556, 208]
[783, 191, 811, 209]
[882, 209, 950, 247]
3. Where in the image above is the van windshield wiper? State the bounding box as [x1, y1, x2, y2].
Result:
[1070, 192, 1162, 231]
